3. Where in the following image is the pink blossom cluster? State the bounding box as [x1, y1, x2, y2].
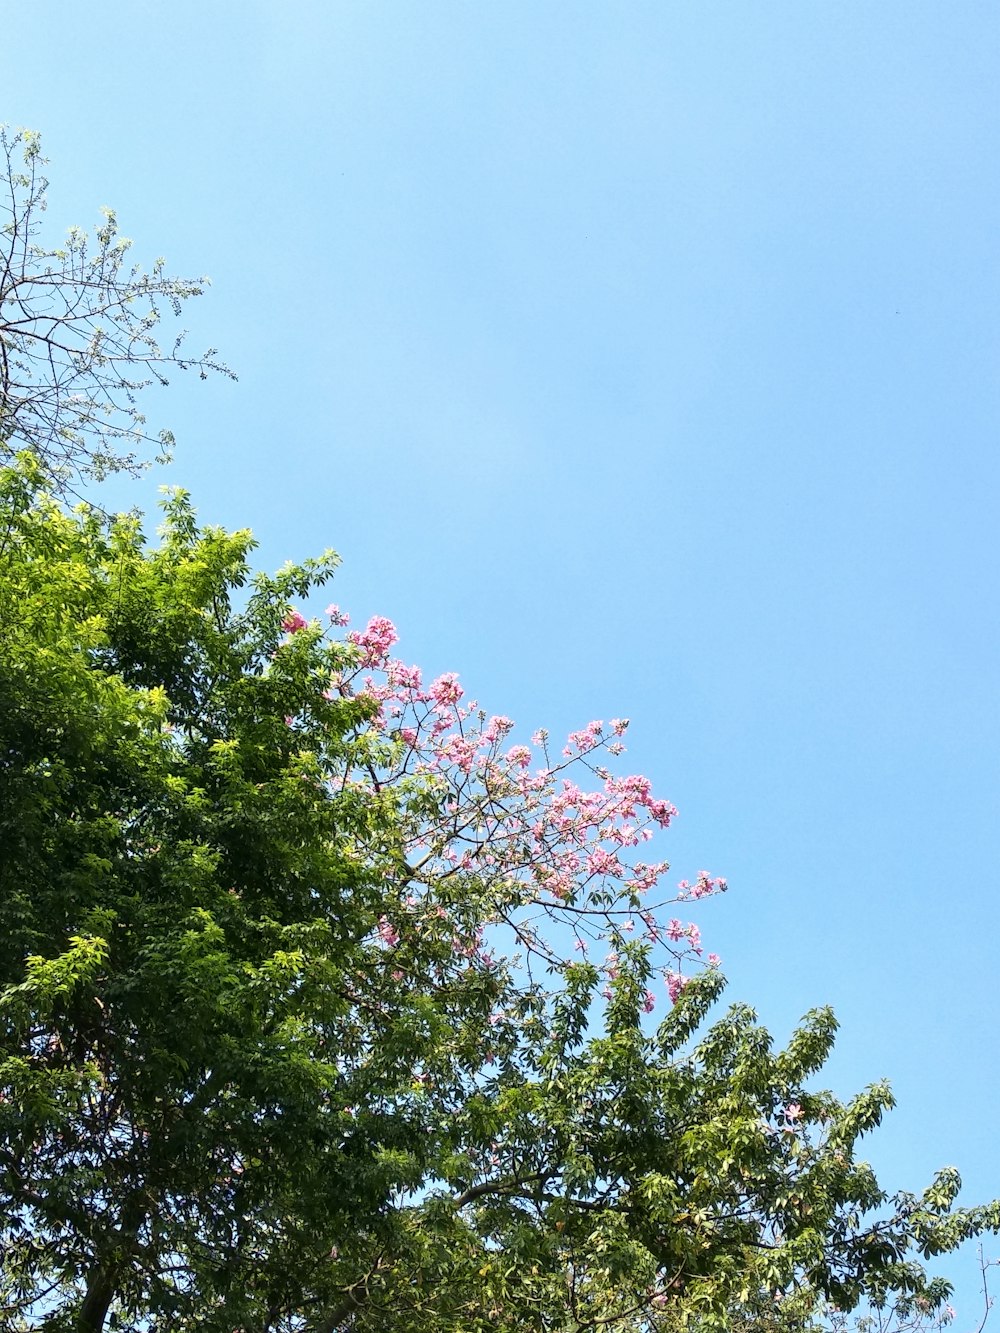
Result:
[430, 672, 463, 707]
[377, 915, 400, 948]
[347, 615, 399, 667]
[677, 869, 728, 900]
[281, 604, 726, 1004]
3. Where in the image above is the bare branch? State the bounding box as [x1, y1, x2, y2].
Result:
[0, 125, 234, 491]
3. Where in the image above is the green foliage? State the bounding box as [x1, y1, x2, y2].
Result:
[0, 458, 996, 1332]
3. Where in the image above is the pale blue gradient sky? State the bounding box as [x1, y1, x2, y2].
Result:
[6, 1, 999, 1311]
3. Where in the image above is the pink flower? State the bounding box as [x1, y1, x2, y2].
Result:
[506, 744, 532, 769]
[586, 847, 623, 878]
[648, 799, 677, 828]
[430, 672, 463, 707]
[642, 990, 656, 1013]
[666, 971, 687, 1003]
[325, 604, 350, 626]
[541, 871, 573, 901]
[785, 1102, 803, 1122]
[565, 720, 603, 754]
[690, 870, 727, 898]
[609, 823, 639, 847]
[397, 665, 424, 692]
[377, 916, 400, 948]
[626, 863, 662, 895]
[483, 715, 515, 743]
[348, 616, 399, 667]
[281, 610, 308, 633]
[437, 733, 478, 773]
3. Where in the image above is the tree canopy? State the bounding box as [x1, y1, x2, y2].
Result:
[1, 455, 995, 1332]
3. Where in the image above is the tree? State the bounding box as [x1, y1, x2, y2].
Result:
[0, 128, 232, 490]
[0, 456, 996, 1332]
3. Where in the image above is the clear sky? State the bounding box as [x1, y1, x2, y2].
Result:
[6, 0, 999, 1312]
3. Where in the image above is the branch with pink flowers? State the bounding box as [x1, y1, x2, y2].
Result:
[278, 606, 727, 1015]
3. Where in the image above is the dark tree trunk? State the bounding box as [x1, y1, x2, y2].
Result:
[77, 1265, 115, 1333]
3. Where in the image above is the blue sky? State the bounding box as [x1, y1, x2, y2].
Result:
[7, 0, 999, 1310]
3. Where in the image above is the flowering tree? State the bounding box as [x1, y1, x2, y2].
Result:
[0, 458, 996, 1332]
[0, 128, 232, 489]
[313, 602, 722, 1008]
